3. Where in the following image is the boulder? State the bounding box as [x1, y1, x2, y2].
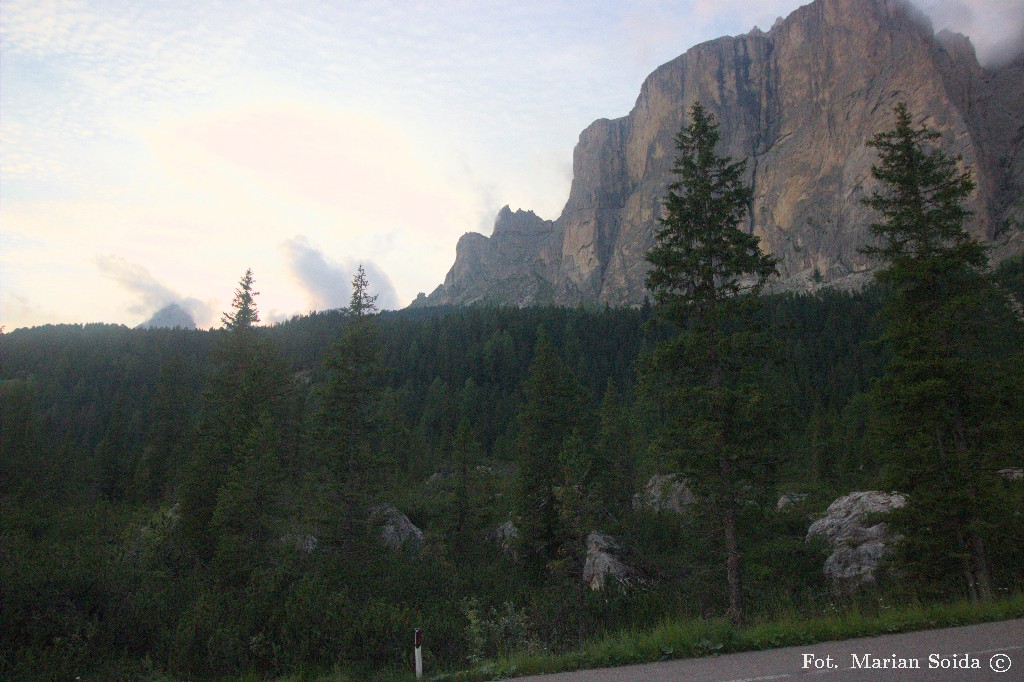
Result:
[807, 491, 906, 593]
[633, 474, 695, 513]
[488, 520, 519, 557]
[998, 467, 1024, 481]
[777, 492, 808, 509]
[582, 531, 642, 591]
[369, 504, 424, 553]
[281, 532, 318, 555]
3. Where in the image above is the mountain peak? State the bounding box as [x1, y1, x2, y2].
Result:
[416, 0, 1023, 308]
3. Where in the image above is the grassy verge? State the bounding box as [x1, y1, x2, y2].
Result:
[437, 592, 1024, 681]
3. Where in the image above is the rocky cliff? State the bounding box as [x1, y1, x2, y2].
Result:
[416, 0, 1024, 307]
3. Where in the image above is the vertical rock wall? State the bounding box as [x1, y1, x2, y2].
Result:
[416, 0, 1024, 308]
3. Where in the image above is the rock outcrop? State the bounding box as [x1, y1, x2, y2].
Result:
[582, 532, 641, 591]
[370, 504, 424, 553]
[136, 303, 196, 329]
[633, 474, 696, 513]
[777, 492, 809, 510]
[807, 491, 906, 593]
[416, 0, 1024, 308]
[488, 520, 519, 558]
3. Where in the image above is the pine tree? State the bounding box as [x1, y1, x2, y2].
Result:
[349, 264, 379, 317]
[643, 102, 779, 626]
[514, 332, 585, 578]
[311, 318, 383, 551]
[210, 410, 284, 586]
[222, 268, 260, 330]
[553, 429, 600, 652]
[451, 418, 484, 555]
[862, 103, 1019, 601]
[594, 379, 632, 515]
[177, 269, 292, 563]
[645, 102, 777, 324]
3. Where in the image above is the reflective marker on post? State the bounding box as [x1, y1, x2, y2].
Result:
[414, 628, 423, 679]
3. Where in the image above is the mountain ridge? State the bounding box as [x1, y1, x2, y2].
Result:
[414, 0, 1024, 308]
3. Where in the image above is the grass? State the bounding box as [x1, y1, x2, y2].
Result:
[434, 592, 1024, 681]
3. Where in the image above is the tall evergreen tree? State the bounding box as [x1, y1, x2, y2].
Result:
[553, 429, 601, 652]
[594, 379, 633, 515]
[310, 312, 383, 551]
[645, 102, 777, 322]
[209, 410, 284, 586]
[862, 103, 1021, 600]
[177, 269, 292, 563]
[349, 264, 379, 317]
[450, 418, 484, 555]
[514, 332, 585, 578]
[222, 268, 260, 330]
[643, 102, 779, 625]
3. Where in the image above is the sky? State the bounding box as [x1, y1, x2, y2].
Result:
[2, 0, 1022, 330]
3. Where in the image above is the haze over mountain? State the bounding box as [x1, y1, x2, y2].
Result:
[416, 0, 1024, 308]
[136, 303, 197, 330]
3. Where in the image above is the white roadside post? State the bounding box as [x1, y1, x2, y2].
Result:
[414, 628, 423, 679]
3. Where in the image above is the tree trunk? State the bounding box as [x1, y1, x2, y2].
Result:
[957, 529, 979, 602]
[970, 532, 993, 601]
[577, 574, 586, 652]
[723, 499, 743, 626]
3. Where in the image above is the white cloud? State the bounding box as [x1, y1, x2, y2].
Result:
[280, 235, 400, 312]
[1, 0, 1020, 329]
[912, 0, 1024, 64]
[94, 254, 214, 325]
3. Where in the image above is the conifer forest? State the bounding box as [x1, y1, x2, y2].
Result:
[2, 106, 1023, 680]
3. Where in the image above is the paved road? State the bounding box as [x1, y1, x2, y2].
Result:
[512, 619, 1023, 681]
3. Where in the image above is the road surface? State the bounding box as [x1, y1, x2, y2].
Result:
[512, 618, 1023, 681]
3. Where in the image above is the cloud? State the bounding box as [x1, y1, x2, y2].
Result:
[0, 291, 56, 331]
[281, 236, 400, 312]
[95, 254, 178, 314]
[912, 0, 1024, 65]
[95, 254, 213, 325]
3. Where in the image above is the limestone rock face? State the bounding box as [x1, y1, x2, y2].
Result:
[136, 303, 196, 330]
[418, 207, 562, 306]
[582, 531, 641, 591]
[417, 0, 1024, 308]
[370, 504, 424, 553]
[488, 520, 519, 558]
[807, 491, 906, 592]
[633, 474, 696, 514]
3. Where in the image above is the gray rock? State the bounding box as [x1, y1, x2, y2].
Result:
[416, 0, 1024, 308]
[281, 533, 318, 555]
[425, 469, 453, 487]
[633, 474, 695, 513]
[488, 520, 519, 557]
[369, 504, 424, 553]
[582, 531, 642, 591]
[777, 492, 808, 509]
[807, 491, 906, 593]
[998, 467, 1024, 481]
[136, 303, 196, 329]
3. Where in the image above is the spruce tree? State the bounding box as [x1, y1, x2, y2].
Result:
[349, 264, 379, 316]
[177, 269, 292, 563]
[862, 103, 1018, 600]
[222, 268, 260, 330]
[645, 102, 777, 323]
[514, 332, 584, 578]
[451, 418, 484, 555]
[310, 300, 383, 553]
[643, 102, 779, 625]
[553, 429, 600, 651]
